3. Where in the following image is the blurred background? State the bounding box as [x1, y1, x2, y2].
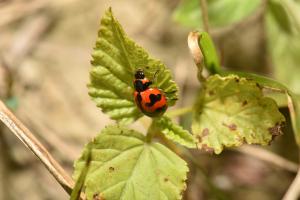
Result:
[0, 0, 299, 199]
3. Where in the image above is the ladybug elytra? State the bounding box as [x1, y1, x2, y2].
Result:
[133, 69, 168, 117]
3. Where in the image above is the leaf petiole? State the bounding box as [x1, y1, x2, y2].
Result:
[166, 106, 193, 118]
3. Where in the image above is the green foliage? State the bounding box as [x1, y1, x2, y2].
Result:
[268, 0, 293, 33]
[173, 0, 261, 28]
[221, 71, 300, 147]
[153, 116, 196, 148]
[265, 0, 300, 144]
[89, 8, 178, 124]
[267, 0, 300, 94]
[198, 32, 221, 74]
[192, 75, 285, 154]
[72, 6, 300, 200]
[73, 125, 188, 200]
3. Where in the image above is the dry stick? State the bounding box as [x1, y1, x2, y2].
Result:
[199, 0, 210, 33]
[0, 100, 75, 194]
[283, 165, 300, 200]
[235, 146, 298, 173]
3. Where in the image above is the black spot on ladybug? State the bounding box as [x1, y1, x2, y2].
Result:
[146, 94, 161, 107]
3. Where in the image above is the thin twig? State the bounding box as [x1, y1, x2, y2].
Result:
[235, 145, 298, 173]
[0, 100, 75, 194]
[199, 0, 210, 33]
[283, 162, 300, 200]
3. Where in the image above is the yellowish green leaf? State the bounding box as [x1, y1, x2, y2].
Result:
[192, 75, 285, 154]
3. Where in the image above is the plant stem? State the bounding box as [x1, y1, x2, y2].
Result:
[0, 100, 75, 195]
[235, 145, 298, 173]
[282, 151, 300, 200]
[199, 0, 210, 33]
[70, 148, 91, 200]
[166, 106, 193, 118]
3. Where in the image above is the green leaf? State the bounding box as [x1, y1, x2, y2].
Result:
[192, 75, 285, 154]
[173, 0, 261, 28]
[198, 32, 221, 74]
[220, 70, 289, 92]
[89, 8, 178, 124]
[153, 116, 196, 148]
[221, 70, 300, 147]
[73, 125, 188, 200]
[268, 0, 293, 33]
[266, 1, 300, 94]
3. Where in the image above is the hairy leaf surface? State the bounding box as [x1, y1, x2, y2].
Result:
[153, 116, 196, 148]
[89, 8, 178, 123]
[192, 75, 285, 154]
[73, 125, 188, 200]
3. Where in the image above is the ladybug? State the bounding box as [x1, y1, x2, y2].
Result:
[133, 69, 168, 117]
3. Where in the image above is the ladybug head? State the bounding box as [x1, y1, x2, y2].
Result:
[135, 69, 145, 79]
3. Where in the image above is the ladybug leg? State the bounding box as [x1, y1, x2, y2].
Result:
[146, 93, 161, 107]
[136, 92, 143, 109]
[152, 69, 160, 83]
[144, 81, 152, 88]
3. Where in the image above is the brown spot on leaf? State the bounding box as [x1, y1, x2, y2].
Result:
[202, 128, 209, 137]
[256, 83, 262, 89]
[208, 90, 215, 96]
[228, 124, 237, 131]
[196, 135, 202, 143]
[109, 166, 115, 172]
[93, 193, 105, 200]
[164, 177, 168, 182]
[242, 100, 248, 106]
[268, 122, 284, 137]
[222, 123, 237, 131]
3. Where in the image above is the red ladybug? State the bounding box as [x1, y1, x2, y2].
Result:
[133, 69, 168, 117]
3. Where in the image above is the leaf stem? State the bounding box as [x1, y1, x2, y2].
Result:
[0, 100, 75, 196]
[70, 148, 91, 200]
[199, 0, 210, 33]
[166, 106, 193, 118]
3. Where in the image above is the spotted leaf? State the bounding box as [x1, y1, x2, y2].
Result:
[192, 75, 285, 154]
[73, 125, 188, 200]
